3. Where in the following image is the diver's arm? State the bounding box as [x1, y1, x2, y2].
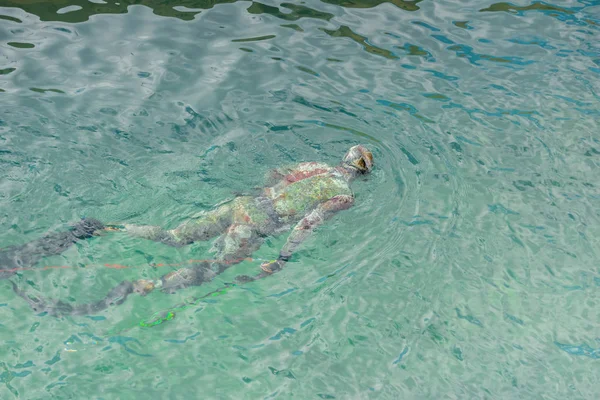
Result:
[261, 195, 354, 274]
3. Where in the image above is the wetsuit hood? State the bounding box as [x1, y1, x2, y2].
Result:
[342, 145, 373, 174]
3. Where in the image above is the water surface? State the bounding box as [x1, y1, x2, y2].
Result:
[1, 0, 599, 398]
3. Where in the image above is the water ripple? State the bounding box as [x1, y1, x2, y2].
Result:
[1, 0, 599, 398]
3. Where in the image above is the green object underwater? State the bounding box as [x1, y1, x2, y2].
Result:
[138, 283, 237, 328]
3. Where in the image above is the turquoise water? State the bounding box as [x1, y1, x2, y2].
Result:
[1, 0, 600, 398]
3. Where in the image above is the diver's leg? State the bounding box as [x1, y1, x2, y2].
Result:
[12, 277, 156, 316]
[153, 224, 265, 293]
[213, 224, 264, 267]
[0, 218, 104, 279]
[115, 204, 233, 247]
[18, 225, 265, 315]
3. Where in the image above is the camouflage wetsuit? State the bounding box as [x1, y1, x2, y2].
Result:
[3, 145, 373, 315]
[122, 161, 356, 293]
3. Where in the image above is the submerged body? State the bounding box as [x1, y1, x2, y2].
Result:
[3, 146, 374, 315]
[120, 160, 357, 293]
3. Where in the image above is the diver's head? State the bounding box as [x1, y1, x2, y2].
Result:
[342, 145, 373, 175]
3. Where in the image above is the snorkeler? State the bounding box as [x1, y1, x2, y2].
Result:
[3, 145, 373, 315]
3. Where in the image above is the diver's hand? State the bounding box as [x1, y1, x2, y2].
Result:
[260, 259, 285, 274]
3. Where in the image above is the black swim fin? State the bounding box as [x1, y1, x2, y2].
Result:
[0, 218, 105, 279]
